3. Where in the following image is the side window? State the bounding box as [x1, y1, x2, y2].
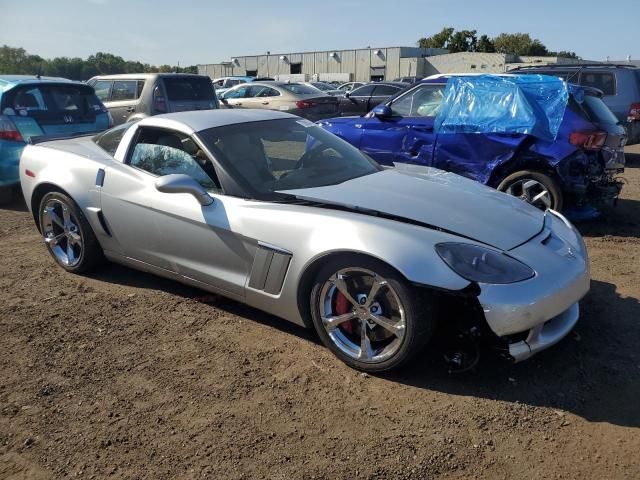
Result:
[249, 86, 280, 97]
[111, 80, 138, 101]
[373, 85, 401, 96]
[128, 128, 220, 192]
[390, 85, 445, 117]
[579, 72, 616, 96]
[225, 86, 251, 99]
[350, 85, 376, 97]
[92, 80, 112, 102]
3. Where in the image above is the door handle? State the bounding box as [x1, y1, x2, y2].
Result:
[126, 106, 135, 113]
[236, 102, 243, 106]
[261, 101, 269, 105]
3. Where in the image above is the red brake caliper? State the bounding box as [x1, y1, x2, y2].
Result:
[334, 291, 354, 334]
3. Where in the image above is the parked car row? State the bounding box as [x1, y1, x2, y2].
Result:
[218, 80, 408, 118]
[2, 66, 636, 216]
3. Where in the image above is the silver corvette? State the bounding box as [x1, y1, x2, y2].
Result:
[19, 110, 590, 372]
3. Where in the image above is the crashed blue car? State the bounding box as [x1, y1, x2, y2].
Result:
[318, 74, 626, 213]
[0, 75, 112, 203]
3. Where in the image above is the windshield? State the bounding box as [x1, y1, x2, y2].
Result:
[198, 118, 381, 199]
[280, 83, 319, 95]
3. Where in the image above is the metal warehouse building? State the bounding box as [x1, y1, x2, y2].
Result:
[197, 47, 588, 82]
[197, 46, 449, 83]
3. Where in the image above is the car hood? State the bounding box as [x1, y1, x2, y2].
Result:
[280, 164, 545, 251]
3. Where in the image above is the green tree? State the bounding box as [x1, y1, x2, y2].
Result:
[418, 27, 454, 49]
[477, 35, 496, 53]
[447, 30, 478, 53]
[493, 33, 549, 56]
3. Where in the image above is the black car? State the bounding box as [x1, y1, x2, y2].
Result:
[338, 82, 407, 116]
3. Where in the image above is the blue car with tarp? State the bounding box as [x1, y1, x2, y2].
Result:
[0, 75, 112, 203]
[318, 74, 626, 217]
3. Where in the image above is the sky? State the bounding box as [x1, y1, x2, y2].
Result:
[1, 0, 638, 66]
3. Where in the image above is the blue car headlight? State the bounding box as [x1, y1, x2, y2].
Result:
[435, 243, 535, 284]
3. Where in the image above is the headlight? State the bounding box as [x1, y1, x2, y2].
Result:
[435, 243, 535, 284]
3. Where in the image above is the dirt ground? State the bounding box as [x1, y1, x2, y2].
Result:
[1, 146, 639, 480]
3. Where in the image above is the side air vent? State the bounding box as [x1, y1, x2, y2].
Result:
[248, 243, 292, 295]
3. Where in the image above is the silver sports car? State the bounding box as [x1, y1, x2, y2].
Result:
[19, 110, 590, 372]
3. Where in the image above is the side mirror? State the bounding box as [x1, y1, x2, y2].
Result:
[155, 174, 213, 206]
[371, 104, 392, 120]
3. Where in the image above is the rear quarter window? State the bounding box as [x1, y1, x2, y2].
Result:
[93, 122, 134, 156]
[579, 72, 616, 96]
[161, 77, 216, 101]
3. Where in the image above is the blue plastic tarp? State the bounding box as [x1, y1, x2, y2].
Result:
[434, 74, 570, 142]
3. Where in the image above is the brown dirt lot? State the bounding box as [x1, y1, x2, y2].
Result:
[1, 147, 640, 480]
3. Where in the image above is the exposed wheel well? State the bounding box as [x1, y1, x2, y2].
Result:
[30, 183, 71, 232]
[296, 251, 415, 329]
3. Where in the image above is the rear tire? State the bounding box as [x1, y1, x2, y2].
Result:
[38, 192, 104, 273]
[309, 256, 436, 372]
[497, 170, 563, 211]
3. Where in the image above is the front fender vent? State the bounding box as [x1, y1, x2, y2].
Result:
[248, 243, 292, 295]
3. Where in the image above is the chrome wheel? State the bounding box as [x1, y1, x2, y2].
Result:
[319, 268, 406, 363]
[505, 179, 552, 210]
[41, 198, 83, 267]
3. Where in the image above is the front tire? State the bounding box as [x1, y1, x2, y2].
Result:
[309, 256, 436, 372]
[497, 170, 563, 211]
[38, 192, 103, 273]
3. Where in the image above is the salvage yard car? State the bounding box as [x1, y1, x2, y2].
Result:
[20, 110, 590, 372]
[219, 81, 339, 121]
[87, 73, 219, 126]
[319, 74, 626, 213]
[0, 75, 112, 203]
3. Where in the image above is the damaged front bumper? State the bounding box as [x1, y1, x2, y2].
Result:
[477, 210, 590, 362]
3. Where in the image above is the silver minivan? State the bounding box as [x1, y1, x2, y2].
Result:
[87, 73, 219, 126]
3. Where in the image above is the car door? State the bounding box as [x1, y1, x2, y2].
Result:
[221, 85, 253, 109]
[239, 85, 279, 110]
[105, 80, 139, 125]
[358, 84, 443, 166]
[340, 84, 376, 116]
[100, 126, 252, 296]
